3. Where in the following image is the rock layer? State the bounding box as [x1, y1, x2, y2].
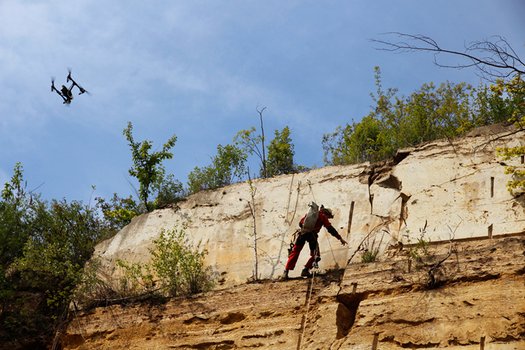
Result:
[63, 235, 525, 349]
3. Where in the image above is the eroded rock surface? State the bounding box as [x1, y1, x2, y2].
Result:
[94, 125, 525, 286]
[64, 125, 525, 349]
[64, 235, 525, 349]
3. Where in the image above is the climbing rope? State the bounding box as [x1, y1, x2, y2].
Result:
[297, 268, 317, 350]
[306, 179, 317, 203]
[285, 174, 295, 224]
[274, 178, 303, 277]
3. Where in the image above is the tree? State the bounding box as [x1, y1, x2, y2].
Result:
[257, 107, 268, 178]
[372, 33, 525, 80]
[154, 174, 185, 209]
[266, 126, 295, 176]
[495, 75, 525, 196]
[0, 163, 33, 268]
[123, 122, 177, 211]
[95, 193, 142, 232]
[323, 115, 388, 165]
[14, 199, 113, 303]
[498, 145, 525, 196]
[235, 107, 269, 178]
[187, 143, 247, 194]
[0, 163, 115, 346]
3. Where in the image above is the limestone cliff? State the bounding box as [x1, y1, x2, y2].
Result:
[63, 125, 525, 349]
[94, 124, 525, 285]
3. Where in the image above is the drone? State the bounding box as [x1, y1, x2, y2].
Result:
[51, 69, 89, 104]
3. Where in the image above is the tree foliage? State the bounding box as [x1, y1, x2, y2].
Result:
[235, 107, 269, 177]
[123, 121, 178, 211]
[81, 228, 214, 301]
[323, 67, 522, 166]
[0, 163, 115, 346]
[0, 163, 32, 268]
[373, 34, 525, 196]
[234, 127, 265, 176]
[96, 193, 142, 232]
[187, 143, 247, 194]
[266, 126, 295, 176]
[495, 75, 525, 195]
[498, 145, 525, 196]
[154, 173, 185, 208]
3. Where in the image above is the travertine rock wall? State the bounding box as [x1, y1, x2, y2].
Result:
[94, 125, 525, 285]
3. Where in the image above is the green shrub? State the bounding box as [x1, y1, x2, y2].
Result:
[408, 233, 430, 266]
[361, 249, 379, 263]
[151, 228, 215, 296]
[75, 227, 215, 306]
[360, 232, 384, 263]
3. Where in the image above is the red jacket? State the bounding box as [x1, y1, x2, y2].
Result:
[299, 210, 342, 240]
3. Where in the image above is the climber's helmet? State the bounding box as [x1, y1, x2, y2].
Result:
[322, 207, 334, 218]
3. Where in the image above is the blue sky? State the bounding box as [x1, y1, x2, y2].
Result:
[1, 1, 524, 203]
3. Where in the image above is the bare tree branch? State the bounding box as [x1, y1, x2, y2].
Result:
[371, 32, 525, 81]
[257, 106, 268, 178]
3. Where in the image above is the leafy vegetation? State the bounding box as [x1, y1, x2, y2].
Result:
[187, 143, 248, 194]
[360, 231, 384, 263]
[266, 126, 295, 177]
[123, 121, 178, 211]
[0, 161, 214, 347]
[154, 173, 186, 208]
[150, 228, 214, 296]
[0, 164, 115, 347]
[495, 74, 525, 196]
[323, 67, 520, 166]
[234, 107, 269, 178]
[407, 231, 431, 266]
[234, 108, 300, 179]
[95, 193, 142, 232]
[74, 228, 214, 306]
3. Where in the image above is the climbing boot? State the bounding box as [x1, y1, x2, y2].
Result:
[281, 270, 289, 280]
[301, 268, 312, 278]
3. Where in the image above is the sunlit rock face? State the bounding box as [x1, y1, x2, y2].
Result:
[66, 125, 525, 349]
[66, 234, 525, 349]
[94, 124, 525, 285]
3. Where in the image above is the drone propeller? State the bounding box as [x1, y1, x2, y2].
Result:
[66, 68, 72, 82]
[51, 77, 55, 91]
[78, 86, 89, 95]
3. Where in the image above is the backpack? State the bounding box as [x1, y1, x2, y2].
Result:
[301, 202, 319, 233]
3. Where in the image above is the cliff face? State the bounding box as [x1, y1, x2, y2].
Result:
[62, 125, 525, 349]
[64, 235, 525, 349]
[94, 124, 525, 285]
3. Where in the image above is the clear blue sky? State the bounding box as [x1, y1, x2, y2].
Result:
[1, 1, 524, 203]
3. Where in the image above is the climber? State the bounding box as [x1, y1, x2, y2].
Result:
[282, 205, 347, 279]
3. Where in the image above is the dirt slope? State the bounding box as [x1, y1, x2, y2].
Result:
[63, 234, 525, 349]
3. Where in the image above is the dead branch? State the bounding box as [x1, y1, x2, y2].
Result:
[472, 124, 525, 153]
[372, 32, 525, 81]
